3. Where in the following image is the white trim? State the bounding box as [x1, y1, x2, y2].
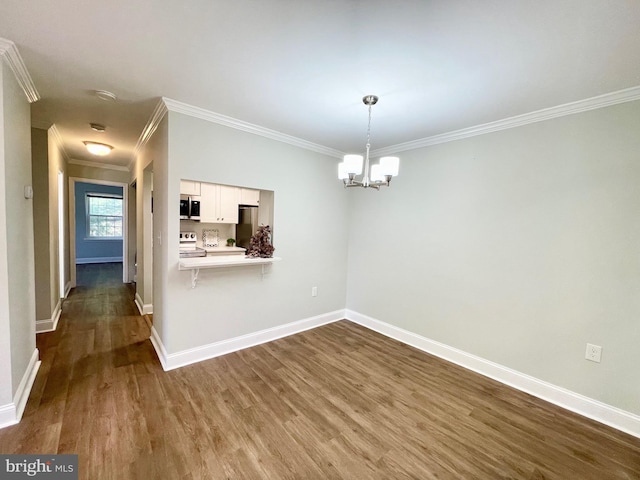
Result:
[76, 256, 123, 264]
[371, 85, 640, 157]
[0, 349, 41, 429]
[151, 310, 344, 371]
[134, 292, 153, 315]
[345, 310, 640, 439]
[13, 349, 40, 421]
[0, 37, 40, 103]
[69, 177, 129, 286]
[139, 87, 640, 165]
[49, 124, 70, 163]
[36, 299, 62, 333]
[0, 403, 17, 429]
[57, 170, 66, 302]
[149, 326, 168, 370]
[63, 281, 72, 298]
[68, 158, 129, 172]
[130, 98, 168, 170]
[162, 97, 344, 159]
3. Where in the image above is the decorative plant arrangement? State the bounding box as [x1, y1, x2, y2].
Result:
[226, 238, 236, 247]
[246, 225, 275, 258]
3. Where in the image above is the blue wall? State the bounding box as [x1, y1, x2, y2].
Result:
[75, 182, 123, 262]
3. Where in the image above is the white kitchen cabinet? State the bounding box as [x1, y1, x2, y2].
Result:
[239, 188, 260, 206]
[200, 183, 239, 224]
[199, 183, 216, 222]
[180, 180, 201, 196]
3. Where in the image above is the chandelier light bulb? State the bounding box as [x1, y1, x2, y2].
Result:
[343, 154, 363, 175]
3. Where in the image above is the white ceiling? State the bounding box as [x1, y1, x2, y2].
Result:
[1, 0, 639, 168]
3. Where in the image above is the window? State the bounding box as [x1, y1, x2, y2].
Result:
[86, 193, 123, 239]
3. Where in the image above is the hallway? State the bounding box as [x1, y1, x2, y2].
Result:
[0, 265, 158, 477]
[76, 262, 124, 288]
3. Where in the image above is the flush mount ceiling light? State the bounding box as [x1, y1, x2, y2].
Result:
[94, 90, 117, 102]
[338, 95, 399, 190]
[83, 141, 113, 156]
[90, 123, 106, 132]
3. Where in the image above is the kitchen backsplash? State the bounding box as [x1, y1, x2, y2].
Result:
[180, 220, 235, 248]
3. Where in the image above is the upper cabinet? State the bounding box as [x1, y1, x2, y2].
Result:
[180, 180, 201, 196]
[239, 188, 260, 206]
[200, 183, 240, 224]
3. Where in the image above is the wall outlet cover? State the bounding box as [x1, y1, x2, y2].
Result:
[585, 343, 602, 363]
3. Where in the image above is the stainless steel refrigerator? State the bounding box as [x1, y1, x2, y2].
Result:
[236, 205, 259, 250]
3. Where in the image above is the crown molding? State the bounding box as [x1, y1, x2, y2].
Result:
[68, 158, 129, 172]
[130, 98, 168, 171]
[162, 97, 344, 159]
[48, 124, 70, 163]
[31, 120, 52, 130]
[371, 85, 640, 157]
[0, 38, 40, 103]
[134, 98, 168, 157]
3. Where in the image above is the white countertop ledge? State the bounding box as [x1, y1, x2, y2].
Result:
[203, 246, 246, 253]
[179, 255, 282, 270]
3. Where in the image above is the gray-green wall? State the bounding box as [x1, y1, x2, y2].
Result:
[0, 60, 36, 402]
[346, 100, 640, 415]
[155, 111, 349, 353]
[31, 128, 51, 321]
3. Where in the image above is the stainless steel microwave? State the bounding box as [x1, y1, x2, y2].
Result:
[180, 195, 201, 221]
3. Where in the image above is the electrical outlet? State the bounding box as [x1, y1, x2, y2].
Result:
[585, 343, 602, 363]
[311, 286, 318, 297]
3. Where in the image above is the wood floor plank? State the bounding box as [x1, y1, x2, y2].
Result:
[1, 263, 639, 479]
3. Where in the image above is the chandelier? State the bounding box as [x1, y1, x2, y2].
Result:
[338, 95, 399, 189]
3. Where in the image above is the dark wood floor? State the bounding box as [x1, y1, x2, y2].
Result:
[76, 262, 123, 287]
[1, 269, 639, 479]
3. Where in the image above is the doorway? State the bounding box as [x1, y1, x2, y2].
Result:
[68, 177, 129, 288]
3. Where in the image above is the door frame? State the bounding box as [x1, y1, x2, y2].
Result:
[68, 177, 129, 287]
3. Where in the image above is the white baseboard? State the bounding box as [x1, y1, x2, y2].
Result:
[0, 403, 16, 429]
[64, 281, 72, 298]
[0, 349, 41, 429]
[36, 299, 62, 333]
[151, 309, 344, 371]
[14, 349, 40, 421]
[134, 293, 153, 315]
[149, 326, 168, 370]
[345, 310, 640, 439]
[76, 256, 123, 264]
